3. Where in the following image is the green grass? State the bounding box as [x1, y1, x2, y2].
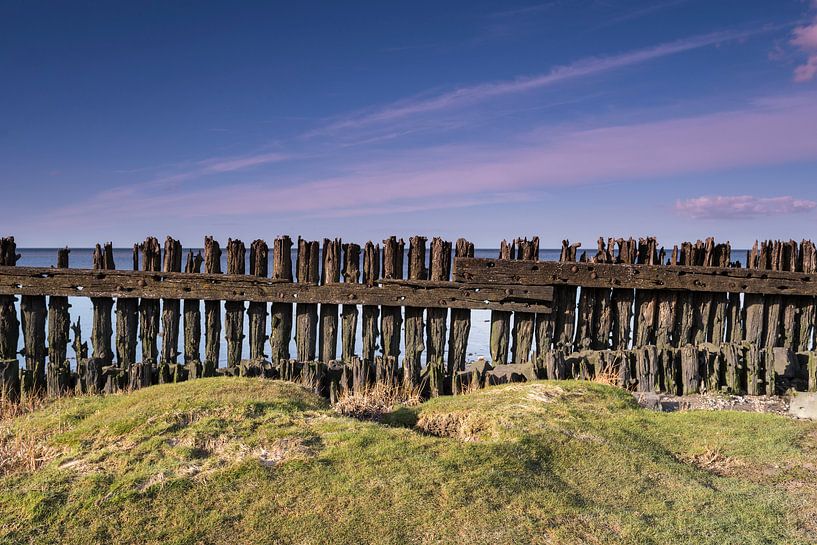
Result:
[1, 378, 816, 544]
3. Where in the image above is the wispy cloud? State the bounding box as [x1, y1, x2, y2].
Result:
[675, 195, 817, 219]
[593, 0, 689, 29]
[311, 29, 761, 136]
[791, 12, 817, 81]
[39, 91, 817, 229]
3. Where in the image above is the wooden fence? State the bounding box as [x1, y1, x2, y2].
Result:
[1, 234, 816, 403]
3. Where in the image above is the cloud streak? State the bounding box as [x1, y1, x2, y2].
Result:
[312, 28, 761, 135]
[39, 91, 817, 230]
[790, 7, 817, 81]
[674, 195, 817, 219]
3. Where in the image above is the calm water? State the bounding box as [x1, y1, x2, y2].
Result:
[14, 248, 564, 368]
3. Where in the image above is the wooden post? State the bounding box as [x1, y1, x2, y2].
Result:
[633, 237, 658, 347]
[592, 238, 615, 350]
[511, 237, 538, 362]
[403, 236, 426, 387]
[159, 237, 182, 382]
[708, 242, 731, 344]
[47, 248, 71, 396]
[71, 317, 90, 394]
[610, 238, 635, 350]
[21, 261, 47, 394]
[490, 240, 512, 364]
[448, 238, 473, 374]
[248, 239, 269, 361]
[680, 344, 700, 395]
[116, 245, 139, 387]
[426, 237, 451, 396]
[139, 237, 161, 382]
[269, 236, 293, 365]
[380, 237, 404, 364]
[655, 244, 677, 349]
[92, 243, 116, 393]
[780, 240, 800, 349]
[319, 238, 341, 362]
[764, 241, 783, 348]
[0, 237, 20, 401]
[203, 236, 221, 376]
[362, 242, 380, 377]
[295, 238, 319, 361]
[798, 241, 816, 352]
[225, 238, 246, 370]
[341, 242, 361, 362]
[552, 240, 581, 351]
[183, 249, 203, 377]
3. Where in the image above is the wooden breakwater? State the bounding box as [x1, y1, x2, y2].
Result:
[1, 234, 816, 403]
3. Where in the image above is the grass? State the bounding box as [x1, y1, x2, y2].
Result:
[1, 378, 816, 544]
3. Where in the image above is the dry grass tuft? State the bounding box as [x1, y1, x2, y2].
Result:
[593, 363, 621, 387]
[682, 447, 744, 476]
[333, 381, 422, 420]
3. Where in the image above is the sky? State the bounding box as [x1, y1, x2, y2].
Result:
[2, 0, 817, 249]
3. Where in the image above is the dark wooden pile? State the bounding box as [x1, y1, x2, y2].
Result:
[1, 234, 816, 403]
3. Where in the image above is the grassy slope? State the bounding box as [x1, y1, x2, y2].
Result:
[1, 378, 816, 545]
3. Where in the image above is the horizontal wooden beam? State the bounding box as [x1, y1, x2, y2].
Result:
[0, 266, 552, 313]
[454, 258, 817, 296]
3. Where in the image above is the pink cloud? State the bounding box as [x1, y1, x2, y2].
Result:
[791, 13, 817, 81]
[37, 91, 817, 231]
[674, 195, 817, 219]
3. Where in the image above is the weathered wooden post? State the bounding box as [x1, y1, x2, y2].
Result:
[248, 239, 269, 362]
[512, 237, 538, 362]
[117, 246, 140, 388]
[341, 242, 360, 362]
[319, 238, 341, 362]
[159, 236, 182, 382]
[362, 242, 382, 377]
[380, 237, 403, 369]
[490, 240, 513, 365]
[448, 238, 473, 376]
[404, 235, 426, 388]
[426, 237, 451, 396]
[796, 240, 816, 352]
[21, 259, 47, 394]
[633, 237, 658, 347]
[552, 240, 580, 353]
[610, 238, 635, 350]
[92, 243, 116, 393]
[224, 239, 246, 371]
[203, 236, 221, 376]
[47, 248, 71, 397]
[139, 237, 161, 384]
[295, 238, 319, 361]
[0, 237, 20, 401]
[183, 249, 204, 378]
[270, 236, 293, 365]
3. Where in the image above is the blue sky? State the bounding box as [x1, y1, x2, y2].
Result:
[2, 0, 817, 248]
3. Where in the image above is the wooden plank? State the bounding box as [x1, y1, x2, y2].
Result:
[764, 241, 783, 348]
[47, 248, 71, 397]
[780, 240, 800, 349]
[404, 236, 426, 387]
[247, 240, 268, 361]
[426, 237, 451, 396]
[453, 253, 817, 296]
[797, 241, 816, 351]
[319, 238, 341, 362]
[0, 264, 550, 312]
[380, 237, 404, 361]
[511, 237, 537, 362]
[490, 240, 513, 364]
[269, 236, 293, 364]
[341, 242, 360, 362]
[361, 241, 379, 363]
[447, 238, 473, 374]
[295, 238, 319, 361]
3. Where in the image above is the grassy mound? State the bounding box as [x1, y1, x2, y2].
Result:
[1, 378, 816, 544]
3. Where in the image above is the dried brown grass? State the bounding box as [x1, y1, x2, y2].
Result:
[333, 381, 423, 420]
[0, 391, 63, 475]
